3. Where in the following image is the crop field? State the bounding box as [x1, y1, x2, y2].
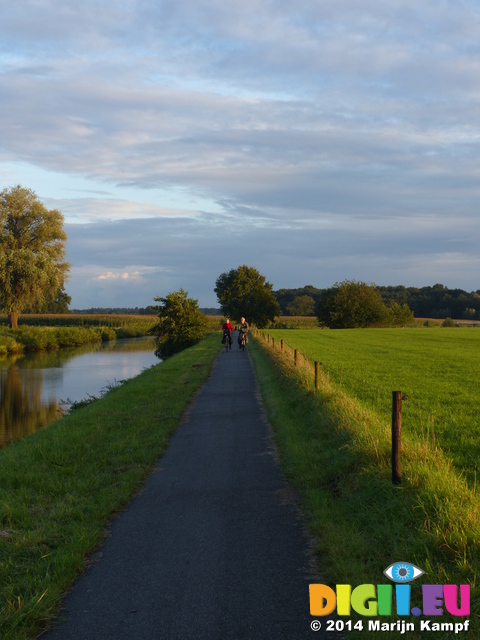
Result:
[266, 326, 480, 478]
[0, 313, 158, 331]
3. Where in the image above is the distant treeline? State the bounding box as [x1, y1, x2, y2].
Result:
[274, 284, 480, 320]
[70, 307, 223, 316]
[199, 308, 222, 316]
[70, 307, 154, 315]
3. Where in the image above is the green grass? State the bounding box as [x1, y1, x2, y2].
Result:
[0, 334, 222, 640]
[263, 327, 480, 480]
[248, 334, 480, 639]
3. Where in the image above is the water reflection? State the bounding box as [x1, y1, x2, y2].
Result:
[0, 364, 60, 449]
[0, 337, 159, 449]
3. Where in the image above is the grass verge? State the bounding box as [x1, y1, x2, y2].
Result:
[0, 333, 221, 640]
[248, 336, 479, 639]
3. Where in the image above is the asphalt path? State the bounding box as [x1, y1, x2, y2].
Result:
[42, 334, 331, 640]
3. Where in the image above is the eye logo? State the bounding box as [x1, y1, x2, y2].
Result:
[384, 562, 424, 583]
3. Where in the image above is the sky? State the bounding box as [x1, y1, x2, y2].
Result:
[1, 0, 480, 309]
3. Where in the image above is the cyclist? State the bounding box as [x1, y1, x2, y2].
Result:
[238, 317, 248, 348]
[222, 318, 233, 349]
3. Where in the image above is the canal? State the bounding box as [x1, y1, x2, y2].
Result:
[0, 337, 159, 449]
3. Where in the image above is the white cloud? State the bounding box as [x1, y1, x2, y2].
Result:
[96, 271, 139, 281]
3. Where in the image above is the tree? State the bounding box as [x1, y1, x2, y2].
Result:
[214, 265, 281, 328]
[386, 302, 415, 326]
[286, 295, 316, 316]
[25, 285, 72, 314]
[317, 280, 388, 329]
[152, 288, 207, 359]
[273, 285, 324, 315]
[0, 185, 70, 328]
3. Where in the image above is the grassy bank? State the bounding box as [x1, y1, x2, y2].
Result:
[0, 333, 222, 640]
[248, 335, 479, 639]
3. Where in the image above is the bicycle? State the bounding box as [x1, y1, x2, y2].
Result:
[239, 330, 247, 351]
[223, 330, 232, 351]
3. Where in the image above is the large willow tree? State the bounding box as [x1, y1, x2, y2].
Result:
[0, 185, 70, 329]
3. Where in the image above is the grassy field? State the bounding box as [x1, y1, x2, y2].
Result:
[262, 326, 480, 480]
[0, 334, 222, 640]
[248, 333, 480, 639]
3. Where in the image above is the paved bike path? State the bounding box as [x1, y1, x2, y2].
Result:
[43, 337, 325, 640]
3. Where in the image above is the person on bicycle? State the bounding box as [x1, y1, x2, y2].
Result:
[222, 318, 233, 349]
[238, 317, 248, 348]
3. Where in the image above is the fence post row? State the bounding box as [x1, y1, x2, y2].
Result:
[392, 391, 402, 485]
[260, 333, 403, 485]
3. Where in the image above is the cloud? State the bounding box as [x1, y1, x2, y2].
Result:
[1, 0, 480, 306]
[96, 271, 140, 281]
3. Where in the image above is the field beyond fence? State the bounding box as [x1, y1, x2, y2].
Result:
[255, 326, 480, 483]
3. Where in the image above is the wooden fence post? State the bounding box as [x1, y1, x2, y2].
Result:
[315, 362, 320, 390]
[281, 339, 284, 352]
[392, 391, 402, 484]
[272, 337, 275, 349]
[294, 349, 297, 366]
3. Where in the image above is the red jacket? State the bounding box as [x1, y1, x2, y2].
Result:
[222, 322, 233, 333]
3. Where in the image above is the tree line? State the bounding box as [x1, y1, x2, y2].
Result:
[274, 283, 480, 320]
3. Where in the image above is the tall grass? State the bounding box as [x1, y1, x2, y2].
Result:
[0, 333, 23, 357]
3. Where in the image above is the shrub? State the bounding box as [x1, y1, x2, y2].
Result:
[317, 280, 388, 329]
[115, 326, 140, 339]
[97, 327, 117, 342]
[442, 317, 456, 327]
[152, 288, 207, 359]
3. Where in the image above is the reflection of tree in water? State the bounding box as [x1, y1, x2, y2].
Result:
[0, 365, 61, 449]
[0, 336, 158, 448]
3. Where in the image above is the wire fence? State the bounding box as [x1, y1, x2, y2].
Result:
[256, 328, 464, 431]
[253, 328, 470, 482]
